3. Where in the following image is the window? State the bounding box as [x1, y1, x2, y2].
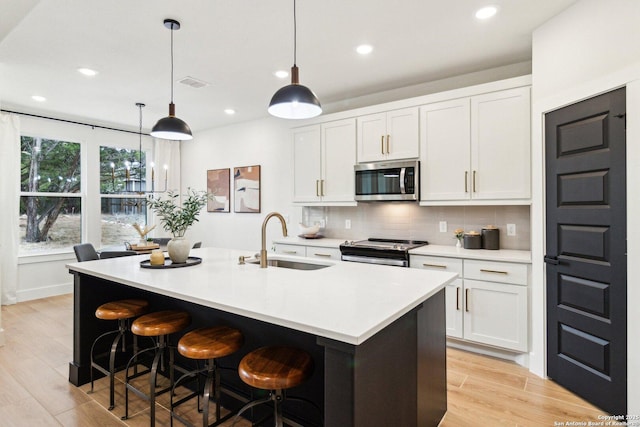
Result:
[99, 145, 147, 247]
[19, 136, 81, 254]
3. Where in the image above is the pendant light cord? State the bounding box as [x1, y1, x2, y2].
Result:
[138, 103, 144, 181]
[293, 0, 297, 66]
[170, 22, 175, 104]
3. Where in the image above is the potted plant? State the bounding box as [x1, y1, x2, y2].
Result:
[146, 188, 209, 263]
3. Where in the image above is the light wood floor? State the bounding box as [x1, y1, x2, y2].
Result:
[0, 294, 606, 426]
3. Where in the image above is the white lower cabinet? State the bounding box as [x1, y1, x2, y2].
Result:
[273, 243, 341, 261]
[412, 255, 529, 352]
[273, 243, 305, 256]
[305, 246, 341, 261]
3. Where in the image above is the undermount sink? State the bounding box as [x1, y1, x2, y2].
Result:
[246, 258, 331, 270]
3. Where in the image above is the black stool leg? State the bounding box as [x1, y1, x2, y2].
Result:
[274, 389, 284, 427]
[149, 340, 164, 426]
[232, 395, 271, 427]
[107, 326, 125, 409]
[90, 319, 127, 410]
[121, 341, 157, 421]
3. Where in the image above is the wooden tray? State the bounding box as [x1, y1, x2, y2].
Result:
[140, 256, 202, 269]
[131, 243, 160, 251]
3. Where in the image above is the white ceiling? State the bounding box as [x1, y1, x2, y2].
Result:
[0, 0, 576, 133]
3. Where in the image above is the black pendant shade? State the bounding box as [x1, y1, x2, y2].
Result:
[268, 65, 321, 119]
[151, 102, 192, 141]
[150, 19, 193, 141]
[268, 1, 321, 120]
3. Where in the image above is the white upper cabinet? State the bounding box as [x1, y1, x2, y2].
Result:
[321, 119, 357, 203]
[357, 107, 419, 162]
[471, 87, 531, 200]
[292, 119, 356, 205]
[420, 98, 471, 201]
[420, 86, 531, 203]
[293, 125, 322, 202]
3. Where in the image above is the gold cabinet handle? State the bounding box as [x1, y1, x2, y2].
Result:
[465, 171, 468, 193]
[283, 250, 298, 255]
[386, 134, 390, 154]
[465, 288, 470, 312]
[480, 269, 509, 275]
[456, 287, 460, 310]
[316, 180, 320, 197]
[321, 179, 325, 196]
[423, 263, 446, 269]
[381, 136, 385, 155]
[473, 170, 477, 193]
[313, 253, 332, 257]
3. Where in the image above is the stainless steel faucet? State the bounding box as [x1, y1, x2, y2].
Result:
[260, 212, 288, 268]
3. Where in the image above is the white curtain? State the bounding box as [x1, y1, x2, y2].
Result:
[0, 113, 20, 305]
[148, 138, 181, 237]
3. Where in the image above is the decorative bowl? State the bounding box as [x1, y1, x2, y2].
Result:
[298, 223, 320, 236]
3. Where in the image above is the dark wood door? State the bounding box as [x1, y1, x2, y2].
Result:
[545, 88, 627, 414]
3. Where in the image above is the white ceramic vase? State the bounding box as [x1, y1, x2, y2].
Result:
[167, 236, 191, 263]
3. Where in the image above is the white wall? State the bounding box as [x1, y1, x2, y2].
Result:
[531, 0, 640, 412]
[181, 117, 298, 252]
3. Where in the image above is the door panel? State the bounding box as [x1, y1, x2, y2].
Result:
[545, 87, 626, 414]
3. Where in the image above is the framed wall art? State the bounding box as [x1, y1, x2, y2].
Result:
[206, 168, 230, 212]
[234, 165, 261, 213]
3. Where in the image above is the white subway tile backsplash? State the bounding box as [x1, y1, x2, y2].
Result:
[304, 204, 530, 250]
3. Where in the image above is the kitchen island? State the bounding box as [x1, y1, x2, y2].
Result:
[67, 247, 456, 426]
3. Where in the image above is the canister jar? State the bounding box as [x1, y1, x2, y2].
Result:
[482, 225, 500, 250]
[149, 249, 165, 266]
[463, 231, 482, 249]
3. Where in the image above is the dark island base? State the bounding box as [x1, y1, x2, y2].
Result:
[69, 271, 446, 426]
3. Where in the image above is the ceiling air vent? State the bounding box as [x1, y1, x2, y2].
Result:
[178, 76, 210, 89]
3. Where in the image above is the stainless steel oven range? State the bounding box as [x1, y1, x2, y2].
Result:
[339, 238, 428, 267]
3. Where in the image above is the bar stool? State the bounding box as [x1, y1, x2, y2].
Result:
[233, 346, 316, 427]
[170, 326, 244, 427]
[90, 298, 149, 410]
[122, 310, 191, 426]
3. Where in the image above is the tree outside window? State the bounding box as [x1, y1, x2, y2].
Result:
[19, 136, 81, 253]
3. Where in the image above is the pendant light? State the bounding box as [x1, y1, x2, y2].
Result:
[151, 19, 193, 141]
[268, 0, 322, 119]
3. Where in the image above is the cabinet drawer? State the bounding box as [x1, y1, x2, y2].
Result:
[464, 259, 528, 286]
[411, 255, 463, 275]
[273, 244, 305, 256]
[306, 247, 341, 260]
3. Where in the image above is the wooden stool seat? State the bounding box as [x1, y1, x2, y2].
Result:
[238, 346, 314, 391]
[95, 299, 149, 320]
[171, 326, 245, 427]
[131, 310, 191, 337]
[178, 326, 244, 360]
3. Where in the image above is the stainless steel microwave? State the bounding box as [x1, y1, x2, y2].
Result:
[354, 160, 419, 201]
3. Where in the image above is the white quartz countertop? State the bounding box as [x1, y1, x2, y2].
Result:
[410, 244, 531, 263]
[66, 247, 456, 346]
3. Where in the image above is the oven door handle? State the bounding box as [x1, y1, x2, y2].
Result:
[400, 167, 406, 194]
[341, 254, 408, 267]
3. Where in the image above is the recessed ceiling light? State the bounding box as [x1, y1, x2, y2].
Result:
[77, 67, 98, 76]
[224, 108, 236, 115]
[475, 6, 498, 20]
[356, 44, 373, 55]
[274, 70, 289, 79]
[31, 95, 46, 102]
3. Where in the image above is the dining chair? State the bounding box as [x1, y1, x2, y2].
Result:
[73, 243, 99, 262]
